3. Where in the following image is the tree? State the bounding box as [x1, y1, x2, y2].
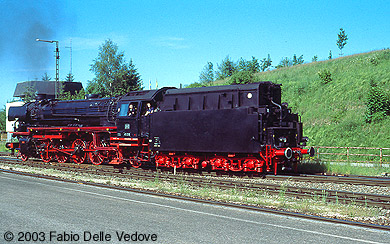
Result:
[237, 56, 260, 73]
[292, 54, 304, 65]
[58, 89, 86, 101]
[89, 39, 142, 97]
[42, 72, 51, 81]
[0, 106, 6, 131]
[86, 79, 104, 95]
[237, 58, 250, 72]
[199, 62, 214, 84]
[276, 57, 292, 69]
[215, 56, 237, 80]
[229, 71, 255, 85]
[260, 54, 272, 71]
[312, 55, 318, 62]
[247, 56, 260, 73]
[65, 73, 75, 82]
[337, 28, 348, 56]
[276, 54, 304, 69]
[58, 73, 86, 100]
[328, 50, 332, 60]
[23, 86, 36, 102]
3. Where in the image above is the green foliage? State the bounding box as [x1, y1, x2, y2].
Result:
[0, 106, 5, 131]
[365, 81, 390, 123]
[324, 161, 388, 176]
[292, 54, 304, 65]
[337, 28, 348, 56]
[328, 50, 332, 60]
[237, 56, 260, 73]
[260, 54, 272, 71]
[58, 89, 86, 101]
[317, 69, 332, 84]
[275, 57, 292, 68]
[185, 82, 209, 88]
[23, 86, 36, 102]
[86, 79, 104, 95]
[312, 55, 318, 62]
[228, 71, 255, 84]
[57, 73, 84, 100]
[89, 39, 142, 97]
[215, 56, 237, 80]
[276, 54, 304, 69]
[199, 62, 214, 84]
[200, 55, 271, 84]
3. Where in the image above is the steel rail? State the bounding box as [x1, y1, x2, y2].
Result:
[265, 175, 390, 187]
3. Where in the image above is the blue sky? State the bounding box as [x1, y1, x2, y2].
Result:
[0, 0, 389, 107]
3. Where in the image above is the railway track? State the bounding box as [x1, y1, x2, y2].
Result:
[1, 155, 389, 210]
[2, 152, 389, 186]
[265, 174, 390, 187]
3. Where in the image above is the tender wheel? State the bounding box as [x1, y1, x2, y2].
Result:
[182, 156, 200, 169]
[155, 155, 170, 167]
[71, 139, 86, 164]
[88, 142, 103, 165]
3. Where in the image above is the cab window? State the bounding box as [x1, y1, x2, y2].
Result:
[127, 102, 138, 117]
[118, 103, 129, 117]
[142, 101, 156, 116]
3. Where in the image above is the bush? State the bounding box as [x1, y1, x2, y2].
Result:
[365, 81, 390, 123]
[185, 82, 207, 88]
[228, 71, 255, 84]
[317, 69, 332, 84]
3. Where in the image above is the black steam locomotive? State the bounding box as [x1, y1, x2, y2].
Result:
[7, 82, 314, 174]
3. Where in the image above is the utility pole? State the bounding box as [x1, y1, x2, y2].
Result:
[36, 38, 60, 98]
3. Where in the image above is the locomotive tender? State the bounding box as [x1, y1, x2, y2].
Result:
[7, 82, 314, 174]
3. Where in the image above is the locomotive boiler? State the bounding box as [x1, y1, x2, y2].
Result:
[7, 82, 314, 174]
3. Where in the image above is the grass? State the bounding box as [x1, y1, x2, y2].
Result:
[1, 162, 389, 226]
[325, 162, 389, 176]
[298, 159, 389, 176]
[0, 141, 7, 152]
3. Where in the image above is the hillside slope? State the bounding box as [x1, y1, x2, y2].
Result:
[222, 49, 390, 147]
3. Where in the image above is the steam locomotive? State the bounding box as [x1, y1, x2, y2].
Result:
[6, 82, 314, 174]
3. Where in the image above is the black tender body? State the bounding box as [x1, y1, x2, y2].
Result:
[148, 82, 303, 154]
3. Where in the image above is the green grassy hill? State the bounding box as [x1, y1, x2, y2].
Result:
[217, 49, 390, 148]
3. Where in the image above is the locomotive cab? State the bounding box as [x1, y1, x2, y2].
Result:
[115, 88, 171, 139]
[117, 102, 139, 137]
[116, 100, 157, 138]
